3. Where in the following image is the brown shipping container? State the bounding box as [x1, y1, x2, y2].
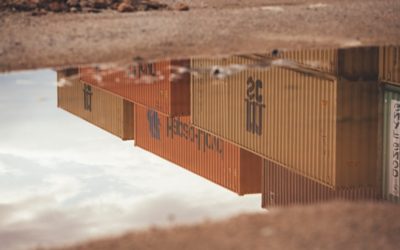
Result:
[57, 70, 135, 140]
[191, 54, 379, 189]
[262, 160, 380, 208]
[79, 60, 190, 116]
[276, 47, 378, 80]
[134, 105, 262, 195]
[379, 46, 400, 85]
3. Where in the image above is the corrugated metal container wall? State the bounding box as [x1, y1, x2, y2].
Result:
[191, 55, 379, 189]
[382, 83, 400, 203]
[57, 71, 135, 140]
[262, 160, 380, 208]
[79, 60, 190, 116]
[380, 46, 400, 85]
[277, 47, 378, 80]
[134, 105, 262, 195]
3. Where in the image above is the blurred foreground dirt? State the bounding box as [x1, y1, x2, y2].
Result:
[1, 0, 400, 72]
[45, 201, 400, 250]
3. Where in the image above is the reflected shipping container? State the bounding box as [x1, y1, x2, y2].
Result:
[277, 47, 378, 80]
[380, 46, 400, 85]
[57, 69, 135, 140]
[80, 59, 190, 116]
[262, 160, 380, 208]
[191, 52, 379, 189]
[134, 105, 262, 195]
[382, 83, 400, 203]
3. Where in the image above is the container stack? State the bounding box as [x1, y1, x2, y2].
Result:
[58, 60, 262, 196]
[191, 47, 382, 207]
[57, 46, 400, 208]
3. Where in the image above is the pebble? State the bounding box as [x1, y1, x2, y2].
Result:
[32, 9, 47, 16]
[175, 2, 189, 11]
[117, 2, 135, 12]
[48, 2, 68, 12]
[66, 0, 80, 7]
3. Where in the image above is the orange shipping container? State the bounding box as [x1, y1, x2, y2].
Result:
[262, 160, 380, 208]
[79, 60, 190, 116]
[57, 69, 135, 140]
[134, 105, 262, 195]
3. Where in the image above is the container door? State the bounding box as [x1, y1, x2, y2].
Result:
[383, 83, 400, 203]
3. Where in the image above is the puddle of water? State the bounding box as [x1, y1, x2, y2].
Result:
[1, 45, 399, 249]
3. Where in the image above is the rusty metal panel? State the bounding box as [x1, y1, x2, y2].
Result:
[57, 71, 134, 140]
[262, 160, 380, 208]
[336, 79, 379, 188]
[380, 46, 400, 85]
[337, 47, 379, 81]
[134, 105, 261, 195]
[191, 55, 379, 189]
[79, 60, 190, 117]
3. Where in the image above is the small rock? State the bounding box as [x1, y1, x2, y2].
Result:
[32, 9, 48, 16]
[69, 7, 79, 12]
[110, 2, 119, 10]
[82, 7, 101, 13]
[66, 0, 80, 7]
[174, 2, 189, 11]
[143, 0, 168, 10]
[13, 0, 38, 11]
[117, 3, 135, 12]
[79, 0, 92, 8]
[271, 49, 280, 57]
[93, 0, 112, 9]
[48, 1, 68, 12]
[136, 4, 149, 11]
[36, 0, 49, 8]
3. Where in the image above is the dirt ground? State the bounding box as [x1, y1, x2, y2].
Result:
[0, 0, 400, 72]
[43, 201, 400, 250]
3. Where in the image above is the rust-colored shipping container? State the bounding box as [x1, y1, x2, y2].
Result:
[134, 105, 262, 195]
[276, 47, 378, 80]
[379, 46, 400, 85]
[262, 160, 380, 208]
[191, 53, 379, 189]
[57, 70, 135, 140]
[79, 60, 190, 116]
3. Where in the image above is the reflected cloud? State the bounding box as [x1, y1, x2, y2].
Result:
[0, 70, 262, 250]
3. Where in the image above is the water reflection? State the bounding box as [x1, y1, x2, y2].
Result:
[1, 46, 400, 249]
[56, 47, 393, 207]
[0, 70, 261, 250]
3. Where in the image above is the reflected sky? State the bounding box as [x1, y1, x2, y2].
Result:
[0, 70, 262, 250]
